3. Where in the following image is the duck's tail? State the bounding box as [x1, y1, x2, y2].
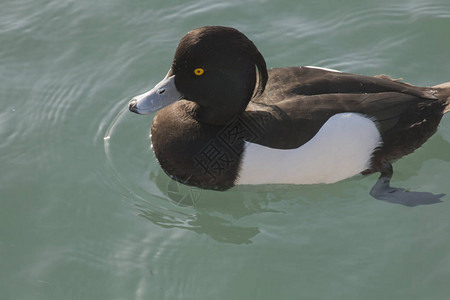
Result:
[433, 82, 450, 114]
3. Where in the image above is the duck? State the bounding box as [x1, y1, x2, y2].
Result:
[129, 26, 450, 206]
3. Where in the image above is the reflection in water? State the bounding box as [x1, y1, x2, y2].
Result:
[165, 179, 203, 206]
[137, 206, 260, 244]
[136, 169, 282, 244]
[422, 134, 450, 163]
[388, 134, 450, 180]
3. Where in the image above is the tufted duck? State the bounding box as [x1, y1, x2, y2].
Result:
[129, 26, 450, 206]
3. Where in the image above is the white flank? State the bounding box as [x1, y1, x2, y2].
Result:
[304, 66, 342, 73]
[236, 113, 382, 185]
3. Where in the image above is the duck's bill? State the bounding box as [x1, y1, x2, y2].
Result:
[128, 74, 182, 115]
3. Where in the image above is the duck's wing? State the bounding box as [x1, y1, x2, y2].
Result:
[244, 67, 441, 149]
[244, 91, 437, 149]
[258, 67, 437, 105]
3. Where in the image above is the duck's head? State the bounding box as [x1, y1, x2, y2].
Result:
[128, 26, 268, 125]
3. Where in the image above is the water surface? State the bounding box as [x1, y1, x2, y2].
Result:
[1, 0, 450, 299]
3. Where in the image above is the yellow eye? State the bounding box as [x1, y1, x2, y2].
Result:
[194, 68, 204, 76]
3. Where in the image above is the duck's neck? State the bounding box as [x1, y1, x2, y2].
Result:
[194, 104, 246, 125]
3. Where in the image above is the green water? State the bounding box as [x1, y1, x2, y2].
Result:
[1, 0, 450, 299]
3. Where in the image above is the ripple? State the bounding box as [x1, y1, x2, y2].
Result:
[264, 2, 450, 46]
[98, 98, 201, 225]
[98, 100, 278, 244]
[161, 1, 237, 21]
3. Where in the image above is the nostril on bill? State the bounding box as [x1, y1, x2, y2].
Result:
[157, 88, 165, 95]
[129, 99, 138, 112]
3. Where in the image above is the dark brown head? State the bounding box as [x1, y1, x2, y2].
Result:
[129, 26, 268, 125]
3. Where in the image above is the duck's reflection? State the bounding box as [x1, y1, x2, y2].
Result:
[135, 170, 290, 244]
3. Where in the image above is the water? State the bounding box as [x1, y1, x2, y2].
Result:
[1, 0, 450, 299]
